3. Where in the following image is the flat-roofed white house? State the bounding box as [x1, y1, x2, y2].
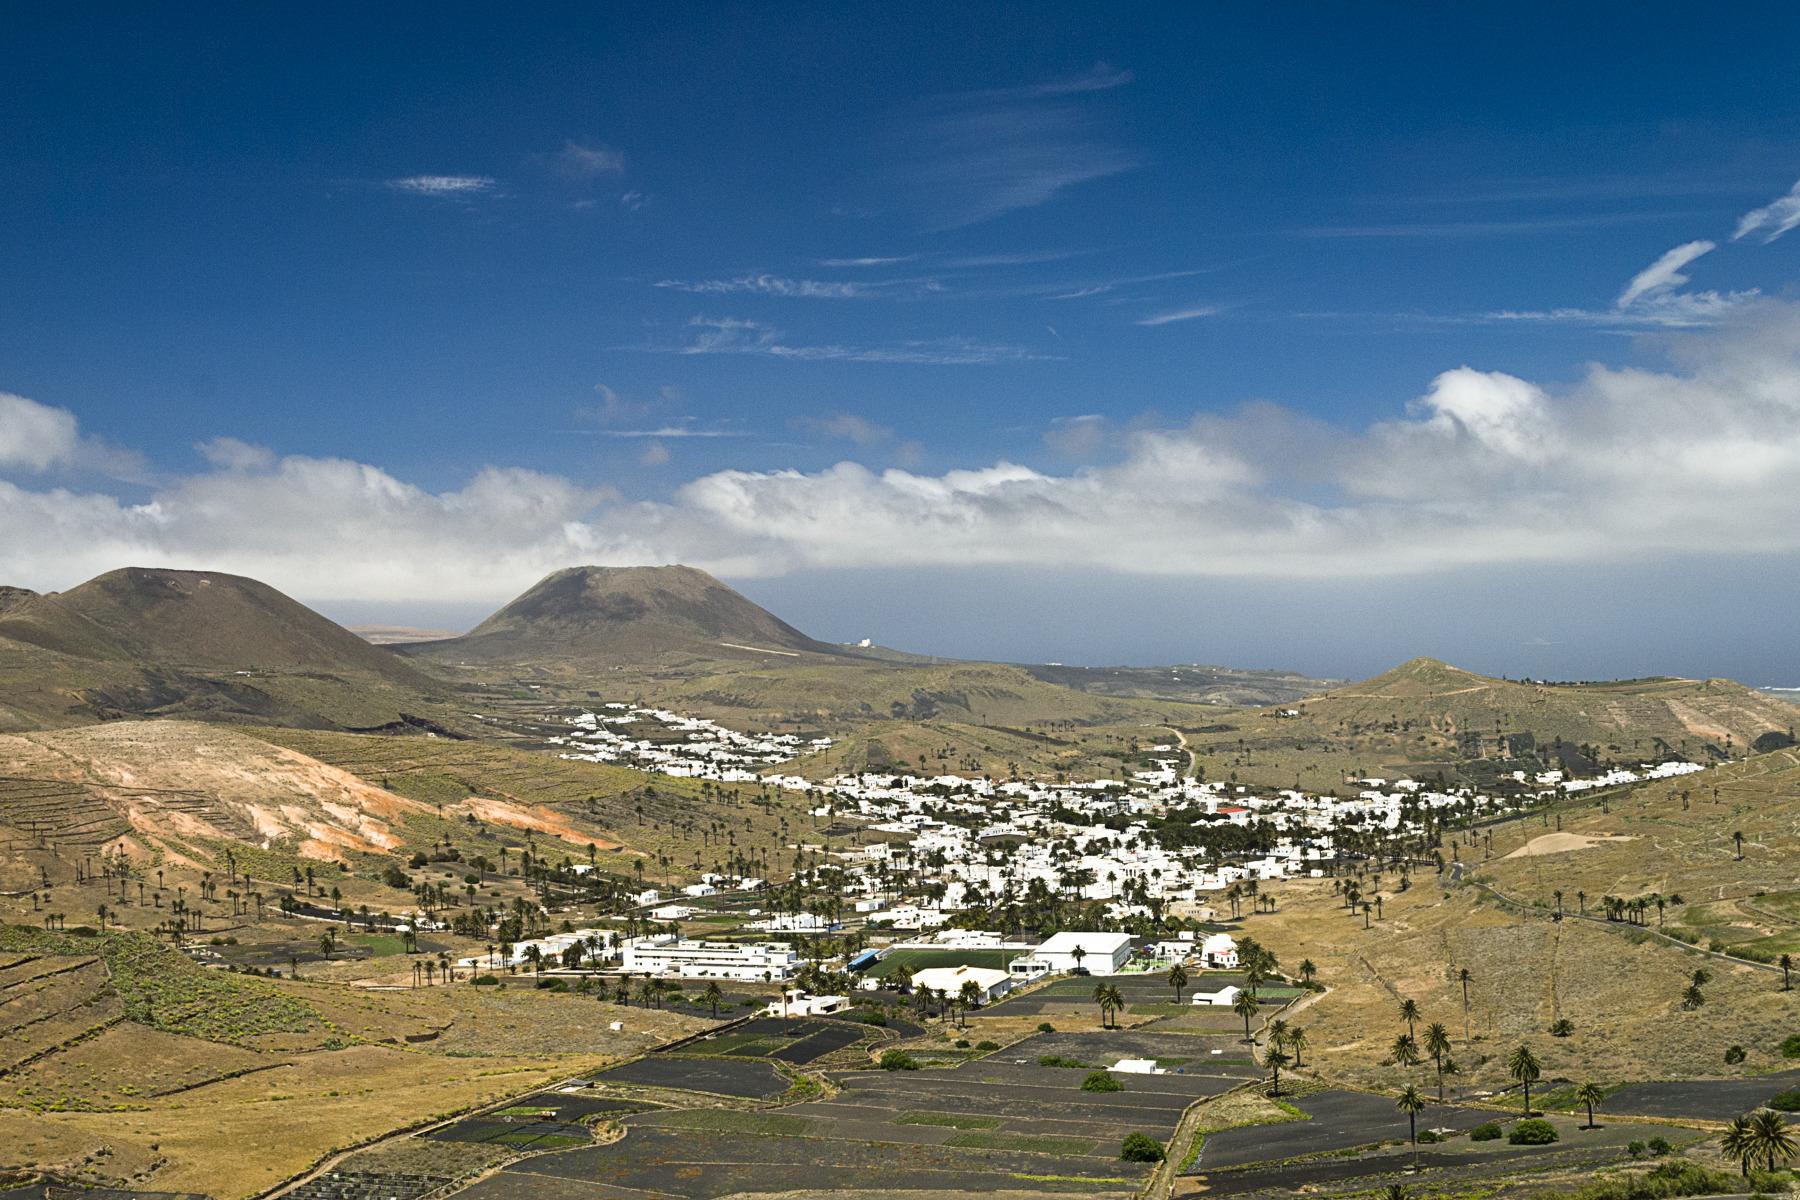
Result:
[1192, 983, 1242, 1007]
[621, 935, 796, 981]
[1200, 933, 1240, 969]
[1011, 931, 1134, 977]
[908, 964, 1013, 1004]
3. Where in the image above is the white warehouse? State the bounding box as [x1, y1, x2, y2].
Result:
[1011, 931, 1134, 977]
[621, 936, 796, 981]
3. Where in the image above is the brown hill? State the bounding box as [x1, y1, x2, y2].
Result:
[403, 564, 840, 666]
[0, 568, 453, 732]
[1180, 655, 1800, 790]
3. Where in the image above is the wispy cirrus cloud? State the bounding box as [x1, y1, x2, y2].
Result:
[884, 64, 1139, 229]
[385, 174, 497, 197]
[554, 140, 626, 178]
[1734, 177, 1800, 243]
[1616, 239, 1714, 309]
[660, 317, 1053, 365]
[1137, 304, 1221, 327]
[656, 275, 871, 299]
[792, 412, 894, 445]
[818, 255, 916, 268]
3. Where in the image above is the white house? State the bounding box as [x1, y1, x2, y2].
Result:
[767, 989, 847, 1017]
[908, 964, 1013, 1004]
[1192, 983, 1242, 1007]
[1013, 931, 1133, 977]
[1200, 933, 1239, 969]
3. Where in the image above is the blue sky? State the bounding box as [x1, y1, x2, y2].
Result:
[6, 4, 1800, 680]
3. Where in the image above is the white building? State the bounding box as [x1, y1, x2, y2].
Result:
[1192, 983, 1242, 1007]
[621, 935, 796, 981]
[1012, 931, 1134, 977]
[768, 990, 847, 1017]
[1200, 933, 1239, 969]
[909, 964, 1013, 1004]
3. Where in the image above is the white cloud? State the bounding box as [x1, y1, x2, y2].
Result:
[1137, 304, 1221, 327]
[195, 437, 275, 471]
[619, 190, 651, 211]
[819, 255, 916, 268]
[638, 441, 671, 467]
[0, 392, 81, 470]
[656, 275, 870, 299]
[793, 413, 894, 446]
[1734, 177, 1800, 243]
[554, 141, 626, 178]
[386, 175, 497, 196]
[11, 303, 1800, 599]
[1617, 239, 1714, 309]
[662, 317, 1052, 365]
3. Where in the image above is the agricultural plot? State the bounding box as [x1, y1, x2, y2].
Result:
[426, 1090, 652, 1151]
[594, 1054, 787, 1098]
[467, 1127, 1147, 1200]
[1193, 1111, 1695, 1198]
[1602, 1068, 1800, 1119]
[1192, 1089, 1495, 1170]
[1001, 1026, 1257, 1077]
[457, 1046, 1221, 1200]
[970, 971, 1292, 1021]
[679, 1015, 873, 1065]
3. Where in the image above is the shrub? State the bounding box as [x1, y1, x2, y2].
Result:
[1725, 1045, 1748, 1065]
[1510, 1118, 1560, 1145]
[1120, 1132, 1165, 1162]
[1628, 1141, 1647, 1160]
[1418, 1129, 1444, 1144]
[975, 1040, 1000, 1051]
[1648, 1136, 1673, 1156]
[1551, 1018, 1575, 1037]
[954, 1039, 970, 1048]
[1081, 1071, 1124, 1093]
[879, 1050, 919, 1071]
[1037, 1022, 1056, 1033]
[471, 974, 500, 986]
[1781, 1033, 1800, 1059]
[1768, 1088, 1800, 1112]
[1470, 1122, 1503, 1141]
[1039, 1055, 1088, 1069]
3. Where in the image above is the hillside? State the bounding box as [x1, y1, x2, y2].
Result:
[405, 564, 1207, 729]
[1023, 661, 1333, 706]
[404, 564, 840, 666]
[1176, 655, 1800, 790]
[0, 568, 459, 733]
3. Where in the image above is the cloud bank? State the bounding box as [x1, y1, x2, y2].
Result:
[7, 303, 1800, 603]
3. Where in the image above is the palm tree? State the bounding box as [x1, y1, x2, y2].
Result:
[1722, 1116, 1758, 1177]
[1395, 1084, 1427, 1166]
[1233, 987, 1260, 1042]
[1169, 962, 1189, 1003]
[1733, 830, 1745, 860]
[1573, 1081, 1605, 1129]
[1390, 1033, 1421, 1068]
[1298, 959, 1317, 987]
[1781, 953, 1793, 992]
[1457, 968, 1474, 1042]
[1424, 1023, 1453, 1100]
[1286, 1026, 1308, 1069]
[1104, 983, 1125, 1028]
[1749, 1109, 1797, 1172]
[1507, 1045, 1541, 1116]
[1094, 982, 1114, 1029]
[1264, 1045, 1291, 1097]
[959, 979, 982, 1026]
[702, 980, 723, 1018]
[1398, 998, 1420, 1039]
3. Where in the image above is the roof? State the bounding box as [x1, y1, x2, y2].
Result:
[1036, 931, 1134, 955]
[910, 964, 1011, 991]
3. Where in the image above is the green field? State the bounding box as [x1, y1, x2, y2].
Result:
[871, 947, 1022, 979]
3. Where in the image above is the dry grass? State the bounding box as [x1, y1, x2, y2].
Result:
[1244, 875, 1800, 1094]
